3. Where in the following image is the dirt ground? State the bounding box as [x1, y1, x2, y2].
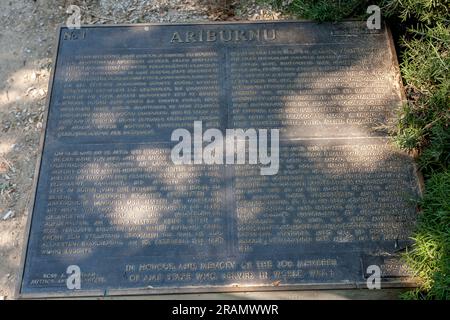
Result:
[0, 0, 289, 300]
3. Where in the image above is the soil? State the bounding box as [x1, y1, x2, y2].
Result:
[0, 0, 288, 299]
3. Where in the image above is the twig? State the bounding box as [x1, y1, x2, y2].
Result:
[88, 12, 116, 22]
[0, 155, 15, 172]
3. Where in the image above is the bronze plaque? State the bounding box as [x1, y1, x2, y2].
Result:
[18, 21, 421, 298]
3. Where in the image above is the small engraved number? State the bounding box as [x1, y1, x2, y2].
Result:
[63, 31, 86, 41]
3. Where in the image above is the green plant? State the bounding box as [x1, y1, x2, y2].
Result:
[382, 0, 450, 25]
[392, 12, 449, 178]
[289, 0, 368, 21]
[401, 170, 450, 300]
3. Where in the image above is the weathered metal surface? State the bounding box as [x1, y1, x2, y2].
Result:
[18, 21, 420, 298]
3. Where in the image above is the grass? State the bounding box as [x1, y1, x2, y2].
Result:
[254, 0, 450, 299]
[382, 3, 450, 298]
[401, 170, 450, 300]
[394, 23, 450, 177]
[285, 0, 369, 21]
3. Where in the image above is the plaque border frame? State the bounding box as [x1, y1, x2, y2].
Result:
[15, 20, 422, 299]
